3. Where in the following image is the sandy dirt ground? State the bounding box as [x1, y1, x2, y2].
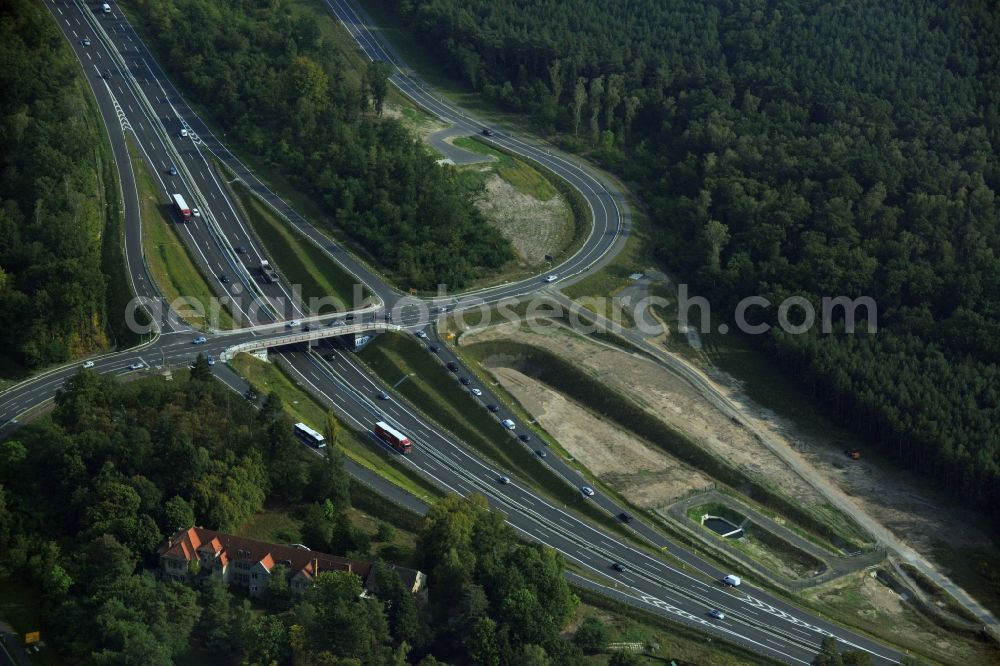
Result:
[471, 173, 573, 264]
[490, 365, 712, 509]
[382, 102, 448, 140]
[463, 322, 828, 511]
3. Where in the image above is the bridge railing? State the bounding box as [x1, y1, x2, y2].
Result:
[221, 323, 401, 361]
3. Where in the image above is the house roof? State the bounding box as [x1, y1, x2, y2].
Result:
[158, 526, 381, 582]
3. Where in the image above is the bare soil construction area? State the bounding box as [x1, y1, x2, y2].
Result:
[471, 173, 573, 265]
[490, 365, 712, 508]
[461, 322, 829, 514]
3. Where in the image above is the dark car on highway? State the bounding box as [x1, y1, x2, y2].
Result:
[429, 344, 440, 353]
[487, 404, 499, 413]
[459, 376, 471, 385]
[446, 362, 459, 372]
[618, 512, 633, 523]
[518, 434, 531, 443]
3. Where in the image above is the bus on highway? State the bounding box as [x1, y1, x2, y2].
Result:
[293, 422, 326, 448]
[171, 193, 191, 222]
[374, 421, 412, 454]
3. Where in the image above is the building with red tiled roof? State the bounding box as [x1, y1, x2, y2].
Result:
[158, 526, 425, 598]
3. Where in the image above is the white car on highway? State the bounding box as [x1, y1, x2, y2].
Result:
[580, 486, 595, 497]
[501, 419, 516, 430]
[287, 320, 301, 328]
[471, 388, 483, 396]
[180, 128, 188, 137]
[544, 274, 558, 283]
[192, 207, 201, 218]
[82, 360, 95, 369]
[192, 336, 207, 344]
[129, 361, 145, 371]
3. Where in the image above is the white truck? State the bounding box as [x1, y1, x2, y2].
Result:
[723, 574, 741, 587]
[171, 193, 192, 222]
[259, 260, 279, 284]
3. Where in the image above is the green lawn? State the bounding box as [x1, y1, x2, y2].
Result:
[562, 206, 648, 300]
[231, 180, 361, 311]
[357, 333, 627, 534]
[131, 139, 235, 330]
[237, 505, 304, 544]
[229, 353, 442, 502]
[453, 136, 557, 201]
[687, 503, 826, 580]
[572, 588, 774, 665]
[234, 502, 419, 566]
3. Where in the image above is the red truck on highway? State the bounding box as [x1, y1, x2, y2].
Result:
[374, 421, 412, 454]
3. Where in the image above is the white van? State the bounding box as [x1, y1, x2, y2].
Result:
[102, 3, 111, 13]
[723, 574, 741, 587]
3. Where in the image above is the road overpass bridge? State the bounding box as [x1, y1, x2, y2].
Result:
[221, 323, 402, 361]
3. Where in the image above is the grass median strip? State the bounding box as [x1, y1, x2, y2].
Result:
[229, 352, 442, 502]
[230, 179, 361, 310]
[357, 332, 627, 534]
[131, 138, 234, 330]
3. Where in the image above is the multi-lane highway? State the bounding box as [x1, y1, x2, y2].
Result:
[0, 1, 911, 663]
[279, 343, 902, 665]
[54, 0, 311, 326]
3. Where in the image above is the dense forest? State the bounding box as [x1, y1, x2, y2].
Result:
[0, 367, 601, 664]
[127, 0, 511, 290]
[0, 0, 119, 373]
[385, 0, 1000, 522]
